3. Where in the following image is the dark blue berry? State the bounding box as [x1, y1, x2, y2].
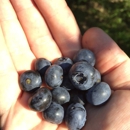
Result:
[44, 65, 63, 89]
[54, 57, 73, 75]
[70, 89, 87, 106]
[65, 103, 87, 130]
[42, 102, 64, 124]
[86, 82, 111, 106]
[35, 58, 51, 77]
[69, 61, 96, 90]
[20, 70, 42, 92]
[52, 87, 70, 105]
[73, 49, 96, 66]
[94, 69, 101, 84]
[28, 88, 52, 111]
[60, 75, 75, 91]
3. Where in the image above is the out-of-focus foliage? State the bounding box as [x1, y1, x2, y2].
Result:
[66, 0, 130, 56]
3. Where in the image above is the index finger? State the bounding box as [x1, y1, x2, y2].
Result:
[33, 0, 81, 58]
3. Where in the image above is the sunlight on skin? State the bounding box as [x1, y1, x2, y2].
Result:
[83, 90, 130, 130]
[82, 28, 130, 90]
[33, 0, 82, 58]
[0, 0, 80, 130]
[1, 0, 130, 130]
[82, 27, 130, 130]
[11, 0, 62, 61]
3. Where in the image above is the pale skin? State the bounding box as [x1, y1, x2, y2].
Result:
[0, 0, 130, 130]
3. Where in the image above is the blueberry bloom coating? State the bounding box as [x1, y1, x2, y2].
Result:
[93, 69, 101, 84]
[20, 70, 42, 92]
[65, 103, 87, 130]
[52, 87, 70, 105]
[54, 57, 73, 75]
[73, 49, 96, 66]
[86, 82, 111, 105]
[69, 61, 96, 90]
[42, 102, 64, 124]
[44, 65, 63, 89]
[28, 88, 52, 112]
[35, 58, 51, 77]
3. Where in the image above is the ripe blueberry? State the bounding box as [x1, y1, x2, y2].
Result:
[28, 87, 52, 112]
[52, 87, 70, 105]
[65, 103, 87, 130]
[20, 70, 42, 92]
[42, 102, 64, 124]
[94, 69, 101, 84]
[60, 75, 75, 91]
[86, 82, 111, 106]
[69, 89, 87, 106]
[54, 57, 73, 75]
[44, 65, 63, 89]
[35, 58, 51, 77]
[69, 61, 96, 90]
[73, 49, 96, 66]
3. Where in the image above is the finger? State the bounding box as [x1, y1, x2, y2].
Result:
[56, 123, 68, 130]
[84, 90, 130, 130]
[33, 0, 81, 58]
[10, 0, 62, 61]
[3, 98, 58, 130]
[0, 25, 20, 116]
[82, 27, 130, 90]
[0, 0, 35, 72]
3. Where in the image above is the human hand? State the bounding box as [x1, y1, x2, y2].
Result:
[82, 28, 130, 130]
[0, 0, 81, 130]
[1, 0, 130, 130]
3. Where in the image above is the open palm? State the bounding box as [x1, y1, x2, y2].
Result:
[1, 0, 130, 130]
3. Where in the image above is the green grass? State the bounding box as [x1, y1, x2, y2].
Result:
[66, 0, 130, 56]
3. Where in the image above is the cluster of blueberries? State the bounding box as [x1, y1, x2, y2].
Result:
[20, 49, 111, 130]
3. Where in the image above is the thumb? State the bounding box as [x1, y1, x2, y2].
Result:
[82, 27, 130, 90]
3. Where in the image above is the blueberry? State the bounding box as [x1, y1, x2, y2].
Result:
[69, 89, 87, 106]
[86, 82, 111, 106]
[54, 57, 73, 75]
[20, 70, 42, 92]
[65, 103, 87, 130]
[42, 102, 64, 124]
[44, 65, 63, 89]
[94, 69, 101, 84]
[28, 88, 52, 111]
[60, 75, 75, 91]
[52, 87, 70, 105]
[69, 61, 96, 90]
[73, 49, 96, 66]
[35, 58, 51, 77]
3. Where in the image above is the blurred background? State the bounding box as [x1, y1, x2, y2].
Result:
[66, 0, 130, 56]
